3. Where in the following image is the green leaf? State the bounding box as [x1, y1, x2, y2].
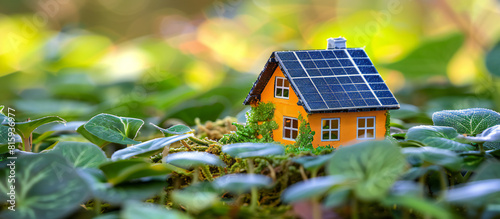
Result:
[163, 163, 191, 175]
[323, 187, 350, 208]
[0, 144, 10, 154]
[281, 176, 349, 203]
[84, 113, 144, 145]
[15, 116, 66, 138]
[292, 153, 334, 172]
[402, 147, 463, 171]
[0, 106, 9, 144]
[470, 161, 500, 181]
[77, 125, 109, 147]
[405, 126, 474, 151]
[15, 116, 66, 151]
[99, 159, 172, 185]
[0, 152, 88, 219]
[464, 125, 500, 143]
[432, 108, 500, 136]
[171, 183, 219, 213]
[446, 179, 500, 207]
[213, 174, 272, 194]
[326, 140, 406, 201]
[164, 151, 226, 169]
[460, 152, 486, 170]
[45, 141, 108, 169]
[111, 135, 192, 161]
[151, 123, 193, 135]
[0, 105, 8, 124]
[93, 213, 120, 219]
[382, 196, 453, 219]
[222, 143, 285, 158]
[383, 34, 464, 78]
[402, 166, 441, 180]
[486, 41, 500, 76]
[121, 200, 192, 219]
[78, 169, 167, 205]
[0, 125, 10, 145]
[49, 121, 85, 132]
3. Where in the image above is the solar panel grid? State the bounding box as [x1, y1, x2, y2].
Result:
[274, 49, 398, 111]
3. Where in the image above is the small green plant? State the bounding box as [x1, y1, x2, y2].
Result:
[294, 113, 315, 149]
[219, 102, 278, 144]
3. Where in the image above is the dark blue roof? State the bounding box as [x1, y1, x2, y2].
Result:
[244, 48, 400, 113]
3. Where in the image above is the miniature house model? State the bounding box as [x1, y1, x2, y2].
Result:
[243, 37, 400, 148]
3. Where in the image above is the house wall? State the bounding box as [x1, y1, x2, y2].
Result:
[308, 110, 387, 148]
[259, 66, 387, 148]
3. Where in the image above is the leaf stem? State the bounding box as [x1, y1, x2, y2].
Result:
[192, 167, 200, 184]
[311, 169, 318, 178]
[246, 159, 254, 174]
[266, 161, 276, 181]
[94, 198, 101, 214]
[246, 159, 258, 210]
[419, 174, 427, 198]
[250, 187, 258, 210]
[312, 197, 321, 219]
[21, 136, 28, 152]
[351, 198, 359, 219]
[478, 142, 485, 154]
[299, 166, 308, 181]
[437, 168, 448, 201]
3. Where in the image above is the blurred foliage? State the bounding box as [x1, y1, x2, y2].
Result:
[0, 0, 498, 125]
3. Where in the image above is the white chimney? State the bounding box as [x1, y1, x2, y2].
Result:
[327, 37, 346, 49]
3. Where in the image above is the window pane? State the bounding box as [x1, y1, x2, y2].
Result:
[284, 80, 289, 87]
[367, 129, 374, 138]
[277, 78, 283, 86]
[323, 131, 330, 140]
[284, 130, 290, 138]
[276, 88, 283, 97]
[292, 119, 298, 129]
[283, 89, 289, 97]
[358, 118, 366, 128]
[292, 130, 298, 139]
[332, 119, 339, 129]
[358, 130, 364, 138]
[323, 120, 329, 129]
[332, 131, 339, 140]
[367, 118, 374, 127]
[284, 118, 291, 128]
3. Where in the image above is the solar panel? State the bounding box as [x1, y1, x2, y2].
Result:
[274, 49, 398, 112]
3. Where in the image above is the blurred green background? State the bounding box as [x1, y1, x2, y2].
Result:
[0, 0, 499, 126]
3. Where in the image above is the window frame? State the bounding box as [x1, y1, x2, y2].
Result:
[321, 118, 340, 141]
[283, 116, 298, 141]
[274, 77, 290, 99]
[357, 117, 376, 140]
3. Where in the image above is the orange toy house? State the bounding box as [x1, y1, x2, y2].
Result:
[243, 37, 400, 148]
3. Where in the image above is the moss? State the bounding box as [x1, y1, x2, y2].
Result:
[195, 117, 237, 140]
[219, 102, 278, 144]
